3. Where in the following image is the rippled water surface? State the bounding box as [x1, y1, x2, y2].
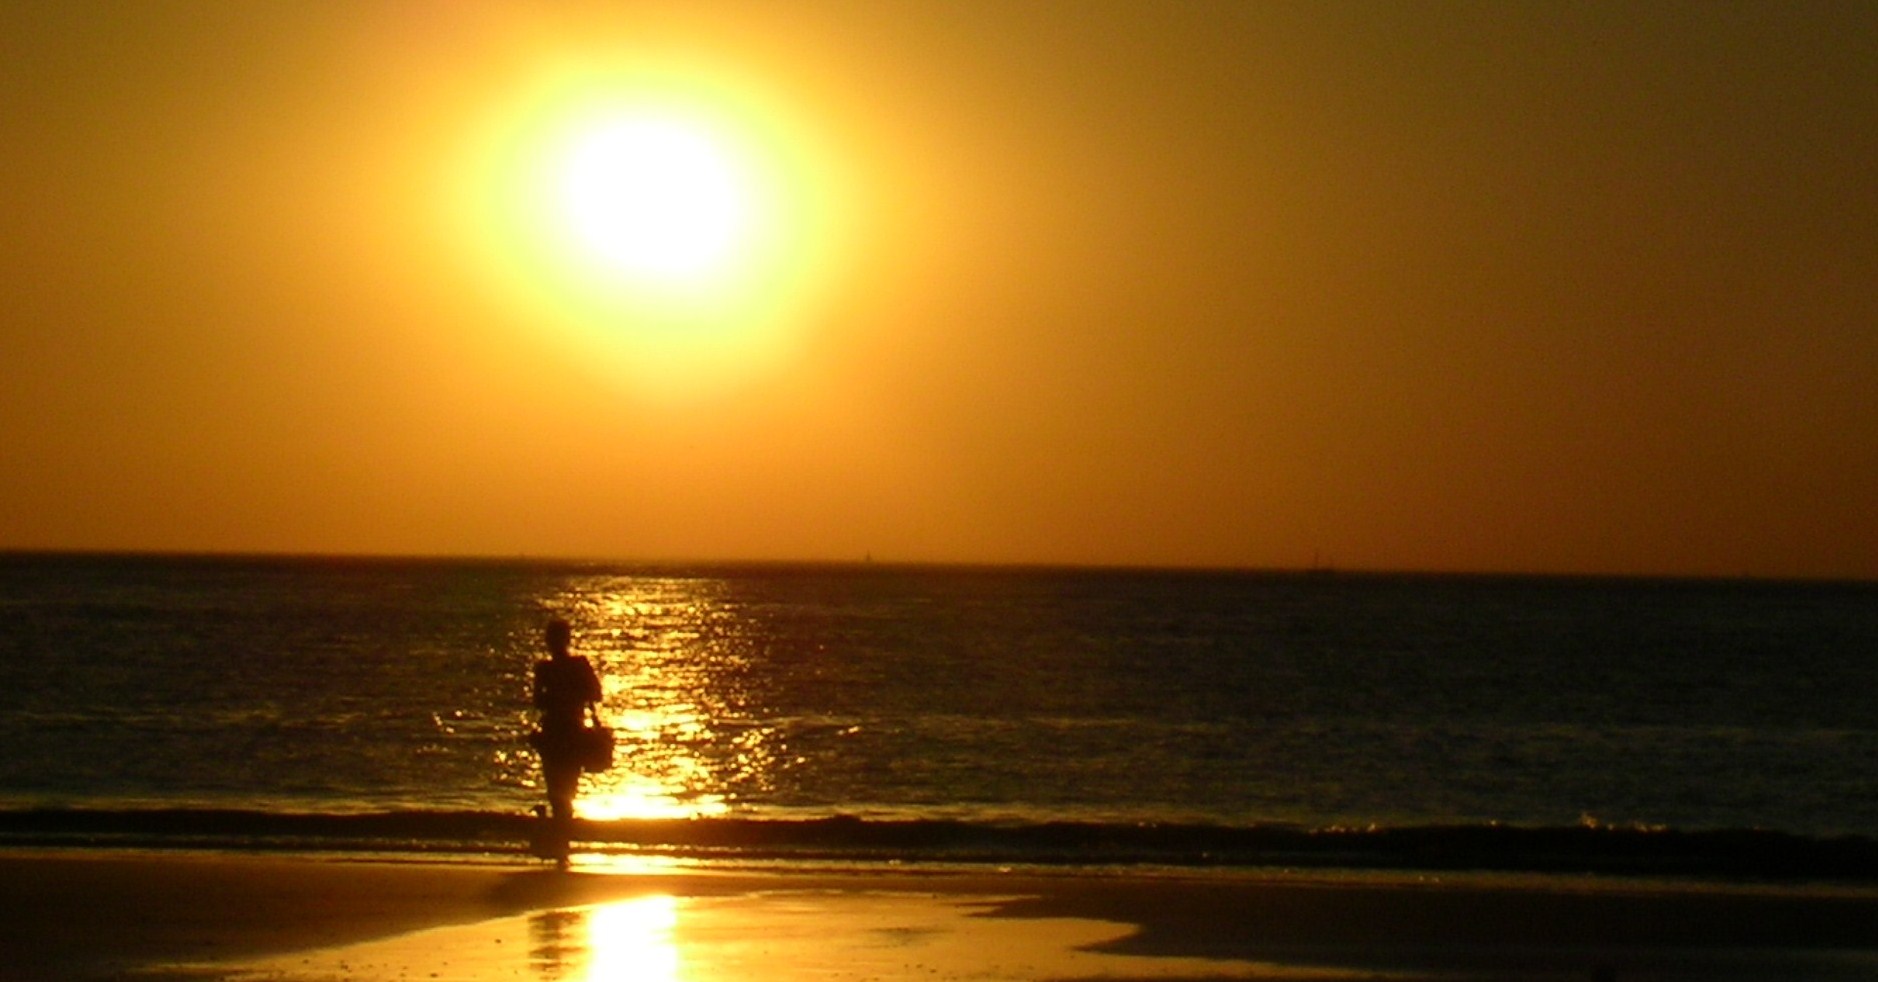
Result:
[3, 554, 1875, 840]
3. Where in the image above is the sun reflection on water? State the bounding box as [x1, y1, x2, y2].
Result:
[530, 575, 786, 822]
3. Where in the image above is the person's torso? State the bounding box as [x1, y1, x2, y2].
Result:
[535, 656, 598, 728]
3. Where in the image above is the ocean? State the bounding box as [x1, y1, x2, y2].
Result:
[3, 553, 1875, 877]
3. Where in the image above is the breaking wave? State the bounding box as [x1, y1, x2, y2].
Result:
[5, 807, 1876, 881]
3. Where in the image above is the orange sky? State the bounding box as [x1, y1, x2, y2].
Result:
[3, 1, 1875, 578]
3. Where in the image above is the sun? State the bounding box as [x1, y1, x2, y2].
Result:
[557, 114, 753, 284]
[451, 56, 848, 398]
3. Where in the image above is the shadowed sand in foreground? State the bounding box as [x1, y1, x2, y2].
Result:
[5, 851, 1878, 981]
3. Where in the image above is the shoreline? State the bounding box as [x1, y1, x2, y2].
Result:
[8, 849, 1878, 981]
[8, 806, 1878, 884]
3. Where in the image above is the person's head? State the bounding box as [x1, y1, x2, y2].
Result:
[544, 618, 572, 658]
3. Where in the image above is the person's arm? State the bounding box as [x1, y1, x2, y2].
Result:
[581, 660, 603, 722]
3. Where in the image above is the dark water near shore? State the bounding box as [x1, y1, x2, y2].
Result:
[3, 553, 1875, 875]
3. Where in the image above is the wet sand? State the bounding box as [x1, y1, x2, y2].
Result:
[6, 850, 1878, 981]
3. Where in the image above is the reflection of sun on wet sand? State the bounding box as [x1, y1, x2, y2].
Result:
[9, 852, 1878, 982]
[228, 889, 1323, 982]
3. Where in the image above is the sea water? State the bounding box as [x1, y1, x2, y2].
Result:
[2, 553, 1875, 872]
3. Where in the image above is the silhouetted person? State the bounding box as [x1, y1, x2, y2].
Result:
[531, 617, 602, 862]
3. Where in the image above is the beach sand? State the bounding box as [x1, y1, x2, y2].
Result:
[6, 851, 1878, 981]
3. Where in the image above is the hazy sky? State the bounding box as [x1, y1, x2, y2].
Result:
[4, 1, 1874, 577]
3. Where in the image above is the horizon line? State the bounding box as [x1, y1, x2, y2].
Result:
[1, 547, 1870, 586]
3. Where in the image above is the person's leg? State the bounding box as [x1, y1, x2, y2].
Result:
[545, 760, 579, 822]
[542, 758, 580, 866]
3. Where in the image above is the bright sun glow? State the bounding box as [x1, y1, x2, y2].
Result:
[453, 56, 847, 400]
[558, 115, 752, 283]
